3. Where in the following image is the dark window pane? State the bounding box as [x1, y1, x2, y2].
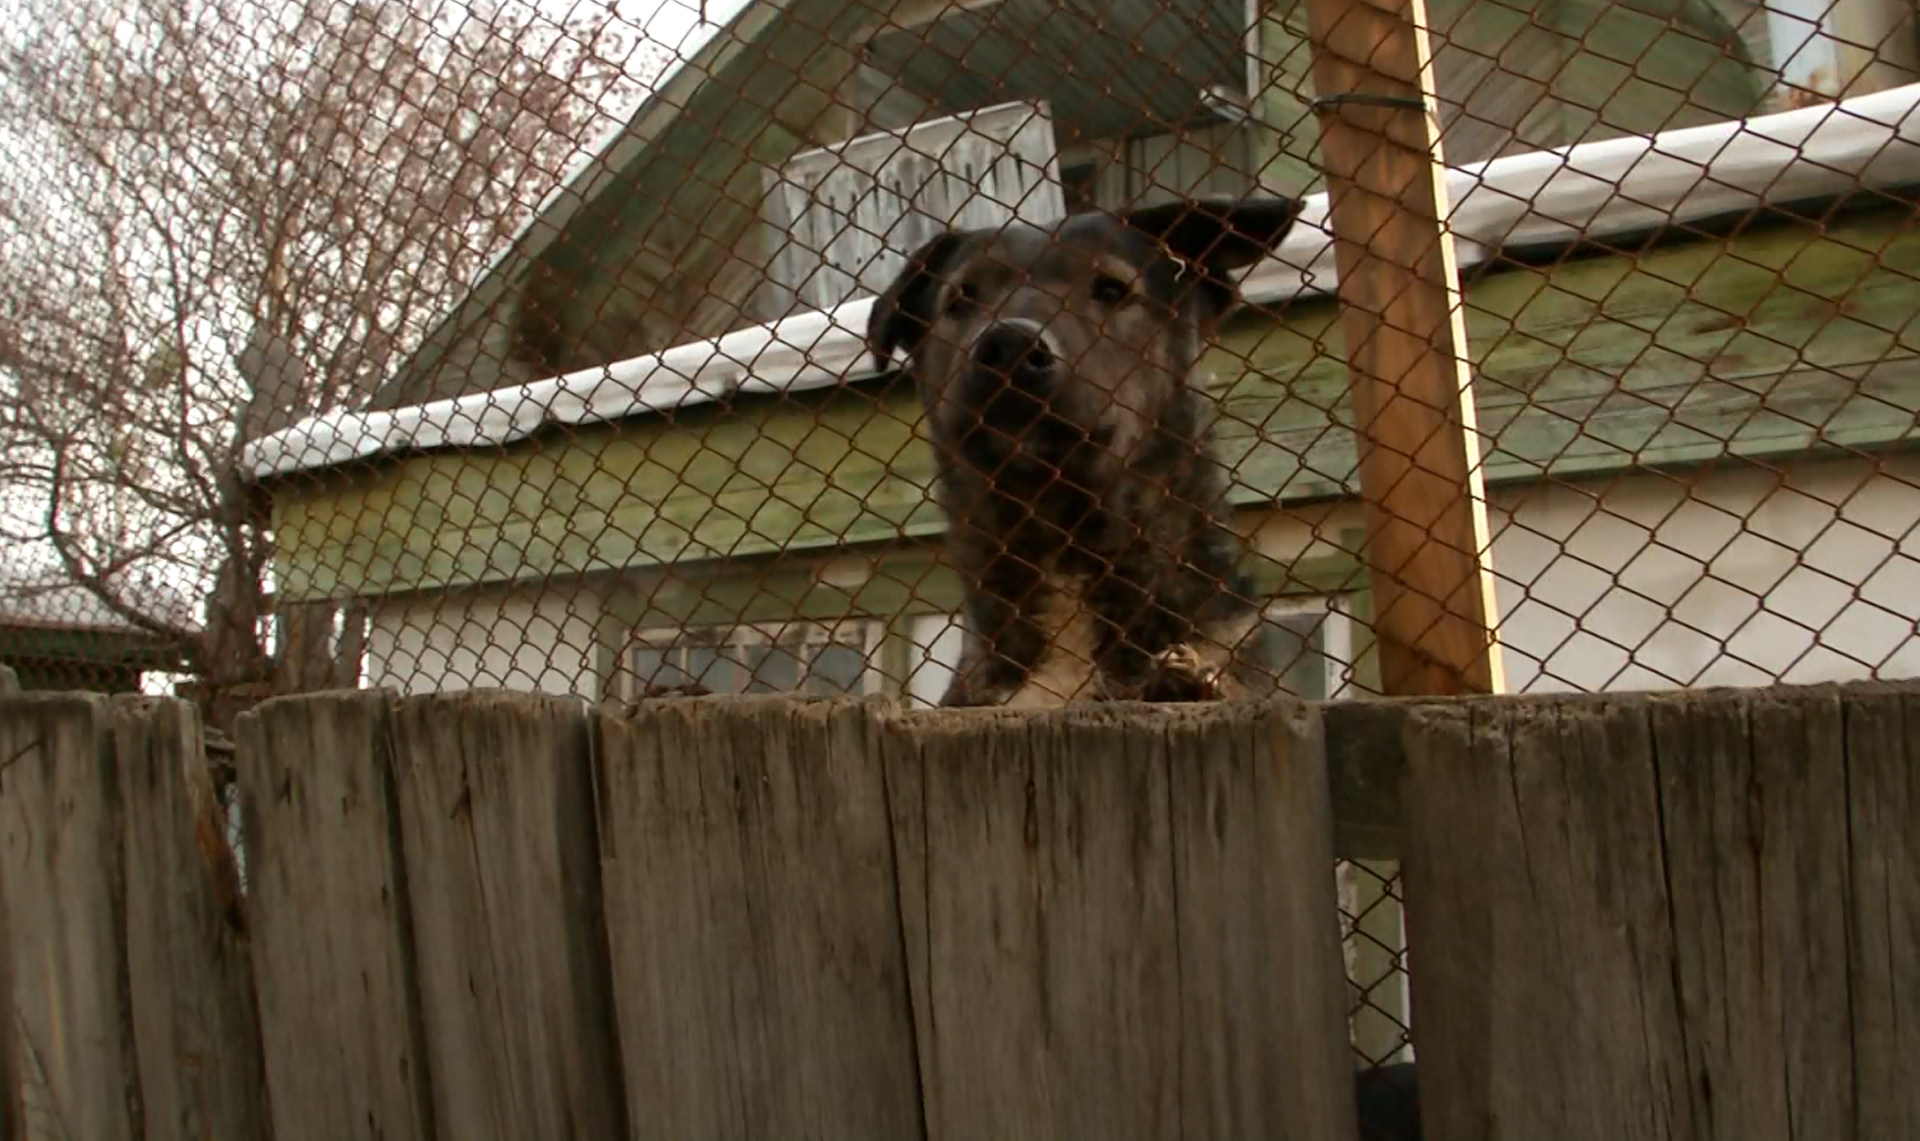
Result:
[684, 645, 739, 693]
[750, 645, 804, 693]
[807, 642, 869, 695]
[1253, 610, 1328, 699]
[632, 646, 694, 692]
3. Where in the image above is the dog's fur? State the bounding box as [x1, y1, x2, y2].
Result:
[868, 196, 1303, 707]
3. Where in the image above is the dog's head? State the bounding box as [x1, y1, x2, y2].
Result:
[867, 196, 1300, 466]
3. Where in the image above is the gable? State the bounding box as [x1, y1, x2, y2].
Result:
[375, 0, 1778, 411]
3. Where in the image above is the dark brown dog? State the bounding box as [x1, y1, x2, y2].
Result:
[868, 195, 1302, 707]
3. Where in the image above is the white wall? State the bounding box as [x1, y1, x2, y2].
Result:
[1246, 454, 1920, 694]
[363, 584, 603, 698]
[1492, 455, 1920, 693]
[352, 454, 1920, 702]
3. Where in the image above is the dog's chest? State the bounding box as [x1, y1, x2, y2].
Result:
[1003, 571, 1102, 707]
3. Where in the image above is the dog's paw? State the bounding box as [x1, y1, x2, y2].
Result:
[1152, 643, 1223, 698]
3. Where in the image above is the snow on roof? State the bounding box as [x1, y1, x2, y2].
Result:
[0, 570, 201, 636]
[244, 82, 1920, 481]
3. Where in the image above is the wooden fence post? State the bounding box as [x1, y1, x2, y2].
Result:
[881, 701, 1359, 1141]
[0, 695, 139, 1141]
[1397, 683, 1920, 1141]
[389, 691, 626, 1139]
[114, 697, 270, 1141]
[594, 695, 924, 1141]
[1299, 0, 1505, 697]
[235, 691, 435, 1141]
[0, 666, 17, 1141]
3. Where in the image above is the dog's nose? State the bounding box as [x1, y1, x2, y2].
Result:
[972, 322, 1057, 387]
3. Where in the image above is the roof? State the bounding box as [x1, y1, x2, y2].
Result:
[247, 82, 1920, 482]
[368, 0, 798, 409]
[0, 570, 201, 637]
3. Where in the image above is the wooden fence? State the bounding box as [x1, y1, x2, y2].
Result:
[0, 680, 1914, 1140]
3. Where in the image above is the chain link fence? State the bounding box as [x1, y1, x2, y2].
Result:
[5, 0, 1920, 1119]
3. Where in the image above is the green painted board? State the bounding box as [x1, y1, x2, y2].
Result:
[273, 209, 1920, 602]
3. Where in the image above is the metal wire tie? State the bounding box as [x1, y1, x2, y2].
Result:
[1309, 93, 1428, 113]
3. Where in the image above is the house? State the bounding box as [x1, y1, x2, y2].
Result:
[244, 0, 1920, 1061]
[0, 572, 198, 694]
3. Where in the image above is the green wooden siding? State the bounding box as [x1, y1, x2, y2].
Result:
[273, 207, 1920, 603]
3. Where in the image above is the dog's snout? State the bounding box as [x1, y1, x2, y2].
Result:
[973, 321, 1057, 387]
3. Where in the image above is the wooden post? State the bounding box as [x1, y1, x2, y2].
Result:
[0, 695, 138, 1141]
[1299, 0, 1504, 696]
[115, 697, 270, 1141]
[234, 692, 436, 1141]
[1397, 683, 1920, 1141]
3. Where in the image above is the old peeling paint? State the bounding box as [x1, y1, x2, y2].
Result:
[273, 207, 1920, 602]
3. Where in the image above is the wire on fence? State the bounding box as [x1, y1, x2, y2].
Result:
[4, 0, 1920, 1098]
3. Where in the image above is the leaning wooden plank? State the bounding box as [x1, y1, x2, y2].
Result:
[1398, 697, 1689, 1141]
[1842, 682, 1920, 1141]
[390, 691, 626, 1140]
[113, 696, 269, 1141]
[234, 691, 434, 1141]
[0, 693, 140, 1141]
[595, 696, 921, 1141]
[1300, 0, 1504, 697]
[882, 702, 1358, 1141]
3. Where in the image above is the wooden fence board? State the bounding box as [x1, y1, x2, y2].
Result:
[0, 672, 20, 1141]
[113, 697, 269, 1141]
[883, 702, 1358, 1141]
[390, 691, 626, 1140]
[0, 694, 139, 1141]
[594, 696, 922, 1141]
[234, 691, 434, 1141]
[1399, 697, 1688, 1141]
[1841, 683, 1920, 1141]
[1650, 687, 1853, 1141]
[1401, 684, 1918, 1141]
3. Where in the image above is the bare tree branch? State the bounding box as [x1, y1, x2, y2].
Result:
[0, 0, 661, 703]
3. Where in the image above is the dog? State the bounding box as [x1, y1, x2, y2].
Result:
[868, 195, 1303, 707]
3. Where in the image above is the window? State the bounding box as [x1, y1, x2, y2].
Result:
[901, 596, 1356, 705]
[1059, 161, 1098, 213]
[628, 619, 885, 698]
[905, 611, 969, 709]
[1249, 595, 1356, 700]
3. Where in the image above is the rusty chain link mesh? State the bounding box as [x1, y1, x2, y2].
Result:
[5, 0, 1920, 1112]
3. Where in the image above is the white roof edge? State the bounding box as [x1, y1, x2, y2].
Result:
[245, 83, 1920, 480]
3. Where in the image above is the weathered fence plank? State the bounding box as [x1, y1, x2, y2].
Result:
[1842, 683, 1920, 1141]
[1399, 683, 1920, 1141]
[390, 691, 626, 1140]
[235, 691, 434, 1141]
[883, 702, 1359, 1141]
[114, 697, 269, 1141]
[1656, 687, 1853, 1141]
[0, 671, 20, 1141]
[594, 696, 922, 1141]
[1398, 696, 1687, 1141]
[0, 694, 140, 1141]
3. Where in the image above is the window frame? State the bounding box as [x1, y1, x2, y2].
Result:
[1258, 593, 1358, 701]
[625, 617, 887, 699]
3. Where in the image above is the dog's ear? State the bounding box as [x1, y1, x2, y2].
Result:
[1122, 196, 1301, 320]
[868, 230, 976, 369]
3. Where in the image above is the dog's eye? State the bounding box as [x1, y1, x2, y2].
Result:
[945, 283, 978, 318]
[1091, 275, 1132, 305]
